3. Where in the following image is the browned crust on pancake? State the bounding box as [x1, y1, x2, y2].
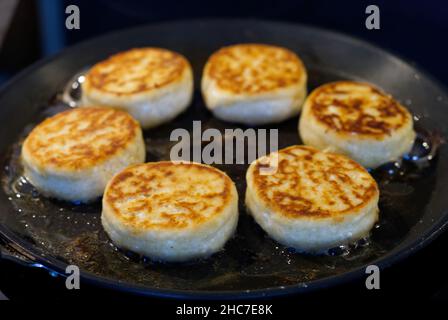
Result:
[204, 43, 306, 94]
[84, 48, 189, 95]
[23, 107, 140, 171]
[104, 162, 234, 231]
[308, 81, 411, 137]
[251, 146, 378, 220]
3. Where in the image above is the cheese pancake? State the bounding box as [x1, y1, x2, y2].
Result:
[299, 81, 415, 168]
[202, 43, 307, 125]
[81, 48, 193, 129]
[246, 145, 379, 253]
[102, 162, 238, 262]
[21, 107, 145, 202]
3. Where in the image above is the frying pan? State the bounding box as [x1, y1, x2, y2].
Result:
[0, 19, 448, 299]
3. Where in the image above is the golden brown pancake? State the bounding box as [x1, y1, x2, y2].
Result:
[21, 107, 145, 202]
[101, 162, 238, 262]
[299, 81, 416, 168]
[204, 43, 305, 95]
[81, 48, 194, 129]
[201, 43, 307, 124]
[83, 48, 189, 96]
[23, 107, 141, 172]
[308, 81, 411, 137]
[246, 145, 379, 252]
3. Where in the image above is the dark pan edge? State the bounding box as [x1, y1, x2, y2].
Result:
[1, 213, 448, 299]
[1, 18, 448, 101]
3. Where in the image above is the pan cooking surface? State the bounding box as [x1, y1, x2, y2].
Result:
[0, 20, 447, 296]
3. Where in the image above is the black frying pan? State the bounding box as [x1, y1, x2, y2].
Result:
[1, 19, 448, 299]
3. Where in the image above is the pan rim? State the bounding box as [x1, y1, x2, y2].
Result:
[1, 216, 447, 299]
